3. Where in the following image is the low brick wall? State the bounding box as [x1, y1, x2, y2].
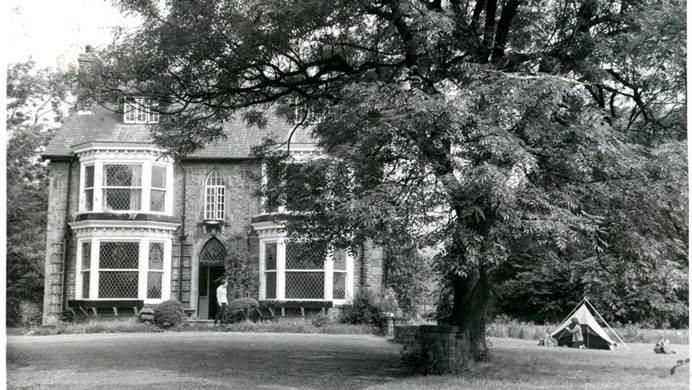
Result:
[394, 325, 420, 344]
[395, 324, 470, 375]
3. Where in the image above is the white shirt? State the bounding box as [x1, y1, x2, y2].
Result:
[216, 284, 228, 305]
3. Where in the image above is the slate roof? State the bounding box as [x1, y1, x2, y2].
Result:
[43, 105, 315, 159]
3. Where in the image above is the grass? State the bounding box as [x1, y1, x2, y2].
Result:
[27, 316, 377, 336]
[486, 321, 689, 344]
[365, 337, 689, 390]
[179, 317, 379, 334]
[29, 318, 163, 336]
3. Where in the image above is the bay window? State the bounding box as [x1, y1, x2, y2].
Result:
[79, 160, 173, 214]
[76, 238, 171, 302]
[260, 239, 352, 302]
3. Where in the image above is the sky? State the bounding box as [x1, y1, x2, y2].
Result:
[6, 0, 140, 69]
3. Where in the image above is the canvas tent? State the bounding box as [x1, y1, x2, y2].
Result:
[550, 300, 624, 350]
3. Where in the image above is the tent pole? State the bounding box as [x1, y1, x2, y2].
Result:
[584, 298, 629, 349]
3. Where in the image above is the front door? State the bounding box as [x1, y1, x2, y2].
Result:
[197, 265, 225, 319]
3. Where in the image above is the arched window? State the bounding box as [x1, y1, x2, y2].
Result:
[200, 238, 226, 264]
[204, 170, 225, 220]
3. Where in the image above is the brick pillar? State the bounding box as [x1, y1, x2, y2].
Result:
[417, 325, 469, 374]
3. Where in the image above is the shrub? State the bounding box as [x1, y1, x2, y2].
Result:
[310, 313, 331, 328]
[227, 298, 261, 323]
[339, 288, 388, 329]
[154, 300, 184, 327]
[19, 300, 41, 329]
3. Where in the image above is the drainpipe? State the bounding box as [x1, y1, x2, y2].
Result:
[359, 243, 366, 287]
[61, 159, 74, 311]
[176, 162, 187, 302]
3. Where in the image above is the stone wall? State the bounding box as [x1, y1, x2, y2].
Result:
[42, 160, 80, 325]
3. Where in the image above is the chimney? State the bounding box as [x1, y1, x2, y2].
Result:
[76, 45, 96, 112]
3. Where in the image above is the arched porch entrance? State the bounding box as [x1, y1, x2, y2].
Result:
[197, 237, 226, 319]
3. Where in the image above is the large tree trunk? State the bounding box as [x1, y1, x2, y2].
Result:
[449, 265, 491, 361]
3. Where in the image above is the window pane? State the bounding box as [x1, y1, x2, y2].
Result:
[84, 189, 94, 211]
[82, 271, 90, 298]
[150, 189, 166, 212]
[105, 165, 142, 187]
[81, 242, 91, 270]
[265, 242, 277, 270]
[265, 272, 276, 299]
[285, 272, 324, 299]
[100, 242, 139, 269]
[149, 242, 164, 270]
[286, 241, 326, 269]
[333, 250, 347, 271]
[333, 272, 346, 299]
[151, 166, 166, 189]
[147, 272, 162, 299]
[99, 271, 138, 298]
[104, 188, 142, 210]
[84, 166, 94, 188]
[137, 106, 146, 122]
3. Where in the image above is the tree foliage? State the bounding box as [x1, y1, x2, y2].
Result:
[87, 0, 686, 360]
[6, 61, 74, 325]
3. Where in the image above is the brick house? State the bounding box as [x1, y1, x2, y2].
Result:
[40, 94, 384, 325]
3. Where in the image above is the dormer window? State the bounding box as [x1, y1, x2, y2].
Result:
[123, 98, 159, 124]
[204, 170, 226, 220]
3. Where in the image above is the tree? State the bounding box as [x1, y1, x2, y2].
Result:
[85, 0, 685, 363]
[6, 61, 74, 325]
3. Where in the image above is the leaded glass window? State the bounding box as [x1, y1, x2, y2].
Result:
[81, 241, 91, 298]
[200, 238, 226, 265]
[285, 241, 326, 299]
[148, 242, 164, 299]
[264, 242, 277, 299]
[98, 242, 139, 298]
[103, 164, 142, 211]
[333, 250, 347, 299]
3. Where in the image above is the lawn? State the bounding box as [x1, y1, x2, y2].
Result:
[7, 333, 688, 389]
[366, 337, 689, 390]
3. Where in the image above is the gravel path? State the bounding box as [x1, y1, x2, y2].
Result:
[7, 332, 409, 390]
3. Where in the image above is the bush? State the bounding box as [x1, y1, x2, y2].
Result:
[227, 298, 261, 323]
[19, 300, 42, 329]
[339, 288, 388, 329]
[154, 300, 184, 327]
[310, 313, 332, 328]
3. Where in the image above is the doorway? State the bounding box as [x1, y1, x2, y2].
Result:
[197, 265, 225, 320]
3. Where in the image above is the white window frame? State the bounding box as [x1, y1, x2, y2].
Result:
[75, 237, 172, 304]
[204, 170, 226, 220]
[149, 165, 168, 213]
[147, 241, 166, 299]
[102, 164, 143, 212]
[123, 98, 159, 124]
[82, 164, 95, 211]
[79, 160, 173, 215]
[258, 237, 353, 303]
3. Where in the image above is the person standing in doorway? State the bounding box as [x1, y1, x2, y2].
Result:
[214, 280, 228, 327]
[566, 317, 585, 349]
